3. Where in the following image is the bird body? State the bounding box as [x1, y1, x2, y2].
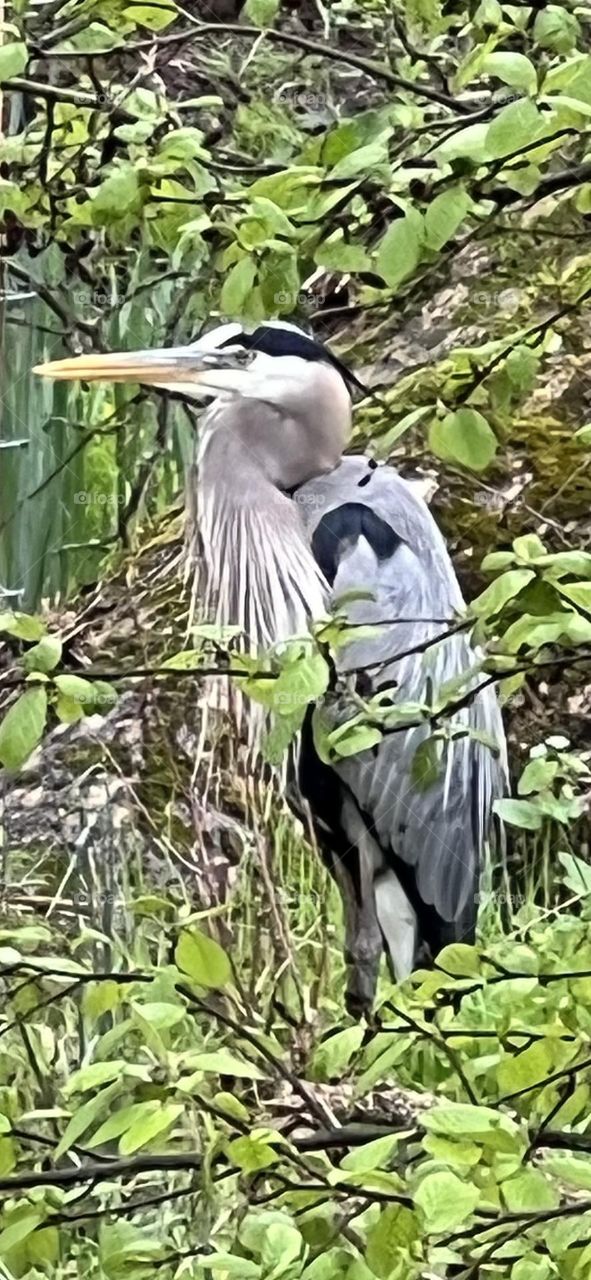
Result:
[295, 456, 506, 1010]
[35, 320, 507, 1013]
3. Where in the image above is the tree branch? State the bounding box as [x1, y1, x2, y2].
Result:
[1, 77, 135, 124]
[0, 1152, 203, 1192]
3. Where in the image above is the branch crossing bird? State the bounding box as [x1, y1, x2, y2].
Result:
[35, 320, 507, 1014]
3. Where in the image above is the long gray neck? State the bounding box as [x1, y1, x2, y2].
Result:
[192, 414, 328, 652]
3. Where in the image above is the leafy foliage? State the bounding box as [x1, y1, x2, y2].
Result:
[2, 913, 591, 1275]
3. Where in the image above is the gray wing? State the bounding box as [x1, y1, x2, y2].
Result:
[297, 457, 507, 943]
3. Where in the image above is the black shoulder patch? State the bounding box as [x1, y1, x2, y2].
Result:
[311, 502, 401, 585]
[219, 325, 367, 395]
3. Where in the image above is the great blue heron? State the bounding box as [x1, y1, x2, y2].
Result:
[35, 321, 507, 1013]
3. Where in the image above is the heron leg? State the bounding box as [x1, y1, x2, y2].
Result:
[332, 853, 383, 1018]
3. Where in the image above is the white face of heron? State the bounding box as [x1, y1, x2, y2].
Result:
[188, 322, 354, 487]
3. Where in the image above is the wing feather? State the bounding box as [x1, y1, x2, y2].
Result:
[297, 457, 507, 939]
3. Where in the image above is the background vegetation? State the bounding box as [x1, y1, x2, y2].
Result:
[3, 0, 591, 1275]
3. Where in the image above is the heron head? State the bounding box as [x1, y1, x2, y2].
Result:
[34, 320, 361, 487]
[33, 320, 362, 402]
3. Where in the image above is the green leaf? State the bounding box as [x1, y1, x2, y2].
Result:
[259, 248, 300, 315]
[483, 52, 537, 95]
[119, 1101, 183, 1154]
[311, 1026, 364, 1081]
[247, 167, 321, 212]
[87, 1103, 153, 1149]
[0, 1138, 15, 1177]
[518, 758, 558, 795]
[261, 1222, 303, 1271]
[0, 611, 45, 641]
[436, 943, 481, 976]
[55, 1081, 122, 1158]
[244, 0, 280, 24]
[162, 649, 205, 670]
[53, 674, 95, 715]
[302, 1249, 350, 1280]
[131, 1000, 186, 1030]
[330, 140, 389, 180]
[429, 408, 497, 471]
[115, 120, 156, 145]
[341, 1133, 403, 1173]
[64, 1059, 148, 1095]
[189, 1255, 261, 1277]
[88, 680, 117, 714]
[512, 534, 547, 561]
[91, 164, 142, 220]
[376, 210, 424, 290]
[415, 1170, 479, 1233]
[423, 1103, 521, 1149]
[314, 232, 371, 273]
[436, 122, 491, 162]
[558, 851, 591, 896]
[175, 928, 231, 989]
[240, 1210, 295, 1255]
[471, 569, 535, 617]
[247, 196, 294, 237]
[356, 1037, 410, 1093]
[87, 998, 131, 1047]
[0, 687, 47, 770]
[486, 99, 542, 160]
[229, 1134, 279, 1172]
[541, 1152, 591, 1192]
[271, 651, 329, 717]
[55, 693, 84, 724]
[125, 87, 161, 121]
[481, 551, 516, 571]
[475, 0, 502, 25]
[0, 42, 28, 82]
[424, 187, 471, 251]
[501, 610, 591, 652]
[497, 1039, 554, 1094]
[535, 7, 580, 53]
[375, 405, 433, 454]
[511, 1257, 553, 1280]
[494, 798, 543, 830]
[422, 1133, 481, 1167]
[178, 1050, 264, 1080]
[411, 736, 443, 789]
[22, 636, 62, 674]
[221, 257, 257, 315]
[327, 721, 383, 759]
[264, 710, 302, 765]
[0, 1211, 44, 1255]
[123, 0, 178, 30]
[502, 1168, 558, 1212]
[214, 1091, 249, 1122]
[556, 580, 591, 611]
[366, 1205, 418, 1278]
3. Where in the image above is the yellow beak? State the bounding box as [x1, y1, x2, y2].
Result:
[32, 346, 252, 386]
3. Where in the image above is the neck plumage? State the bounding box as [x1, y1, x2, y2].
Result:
[195, 418, 328, 653]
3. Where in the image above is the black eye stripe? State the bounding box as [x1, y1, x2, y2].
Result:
[219, 326, 367, 395]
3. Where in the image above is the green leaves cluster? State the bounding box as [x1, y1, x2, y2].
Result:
[4, 912, 591, 1277]
[0, 611, 116, 769]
